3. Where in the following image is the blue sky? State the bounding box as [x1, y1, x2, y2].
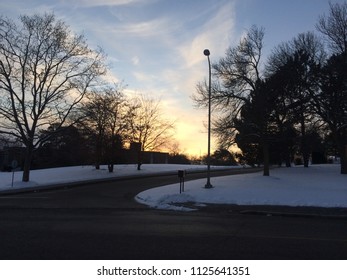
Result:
[0, 0, 344, 156]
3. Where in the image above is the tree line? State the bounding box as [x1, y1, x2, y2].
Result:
[36, 89, 175, 170]
[194, 2, 347, 175]
[0, 13, 174, 181]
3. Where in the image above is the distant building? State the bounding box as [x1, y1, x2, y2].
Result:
[116, 142, 168, 164]
[142, 151, 169, 164]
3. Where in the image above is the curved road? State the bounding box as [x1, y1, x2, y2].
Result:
[0, 168, 262, 209]
[1, 167, 347, 260]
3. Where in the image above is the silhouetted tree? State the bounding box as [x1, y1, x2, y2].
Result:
[209, 149, 238, 166]
[316, 2, 347, 174]
[314, 53, 347, 173]
[168, 153, 191, 164]
[80, 84, 127, 171]
[266, 32, 325, 167]
[127, 94, 175, 152]
[194, 26, 273, 175]
[232, 79, 278, 174]
[316, 1, 347, 55]
[0, 13, 106, 181]
[36, 125, 88, 168]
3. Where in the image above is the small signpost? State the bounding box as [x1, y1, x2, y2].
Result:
[178, 170, 186, 194]
[11, 160, 18, 188]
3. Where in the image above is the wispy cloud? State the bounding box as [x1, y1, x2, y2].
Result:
[111, 17, 176, 38]
[146, 1, 237, 109]
[177, 1, 236, 69]
[131, 56, 140, 66]
[60, 0, 155, 8]
[132, 71, 156, 83]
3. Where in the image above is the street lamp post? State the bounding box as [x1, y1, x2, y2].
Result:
[204, 49, 212, 188]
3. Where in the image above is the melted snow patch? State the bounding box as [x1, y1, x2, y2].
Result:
[136, 193, 196, 211]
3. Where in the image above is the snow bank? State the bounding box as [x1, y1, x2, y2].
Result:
[135, 164, 347, 210]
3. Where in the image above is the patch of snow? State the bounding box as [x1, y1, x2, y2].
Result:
[136, 164, 347, 210]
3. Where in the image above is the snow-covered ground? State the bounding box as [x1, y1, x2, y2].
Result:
[1, 164, 346, 212]
[0, 164, 233, 192]
[136, 164, 347, 211]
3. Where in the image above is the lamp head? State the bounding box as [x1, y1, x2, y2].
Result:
[203, 49, 210, 56]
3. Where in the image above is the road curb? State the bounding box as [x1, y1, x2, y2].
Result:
[239, 209, 347, 220]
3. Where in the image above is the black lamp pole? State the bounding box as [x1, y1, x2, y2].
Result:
[204, 49, 212, 188]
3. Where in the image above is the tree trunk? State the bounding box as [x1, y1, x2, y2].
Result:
[341, 144, 347, 174]
[285, 155, 291, 167]
[263, 141, 270, 176]
[108, 164, 114, 173]
[95, 137, 102, 170]
[285, 145, 291, 167]
[300, 122, 310, 168]
[137, 150, 142, 171]
[22, 146, 34, 182]
[303, 153, 310, 167]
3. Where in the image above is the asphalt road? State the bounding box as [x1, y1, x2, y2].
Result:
[1, 168, 347, 260]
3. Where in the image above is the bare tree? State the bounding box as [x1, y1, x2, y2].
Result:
[193, 26, 270, 174]
[80, 84, 127, 171]
[127, 94, 175, 151]
[0, 13, 106, 181]
[316, 2, 347, 174]
[194, 25, 265, 142]
[316, 1, 347, 55]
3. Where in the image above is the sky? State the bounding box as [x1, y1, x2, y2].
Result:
[0, 0, 345, 156]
